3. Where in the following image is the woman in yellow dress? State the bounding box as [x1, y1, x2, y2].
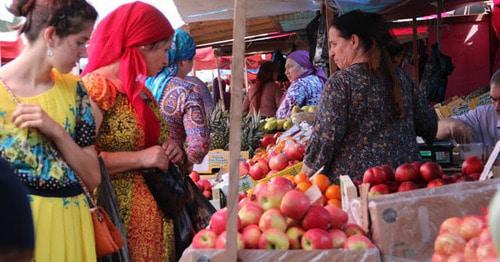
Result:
[0, 0, 100, 261]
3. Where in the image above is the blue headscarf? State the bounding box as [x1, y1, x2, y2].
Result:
[146, 28, 196, 101]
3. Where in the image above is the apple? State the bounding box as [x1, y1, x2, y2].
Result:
[344, 235, 375, 251]
[475, 241, 497, 260]
[397, 181, 418, 192]
[447, 253, 465, 262]
[380, 164, 395, 181]
[195, 181, 203, 190]
[467, 173, 481, 181]
[256, 182, 291, 210]
[431, 253, 448, 262]
[386, 180, 399, 193]
[260, 135, 276, 148]
[324, 204, 348, 229]
[198, 179, 212, 191]
[189, 171, 200, 182]
[203, 190, 212, 199]
[344, 224, 366, 237]
[215, 231, 244, 250]
[283, 142, 305, 161]
[419, 162, 443, 181]
[286, 226, 305, 249]
[439, 217, 463, 235]
[210, 208, 241, 235]
[258, 208, 287, 232]
[459, 215, 484, 240]
[395, 163, 418, 182]
[256, 159, 270, 174]
[238, 201, 263, 227]
[280, 190, 311, 220]
[269, 176, 293, 190]
[329, 229, 347, 248]
[249, 164, 267, 180]
[269, 154, 288, 171]
[192, 229, 217, 249]
[362, 167, 387, 185]
[252, 183, 267, 198]
[426, 179, 444, 188]
[442, 174, 458, 184]
[242, 224, 262, 249]
[258, 228, 290, 250]
[463, 237, 479, 262]
[368, 184, 390, 196]
[461, 156, 483, 175]
[240, 161, 250, 176]
[302, 205, 332, 231]
[434, 233, 466, 256]
[286, 217, 300, 227]
[301, 228, 333, 250]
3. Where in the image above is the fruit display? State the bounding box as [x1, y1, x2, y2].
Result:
[363, 157, 484, 196]
[190, 171, 213, 200]
[432, 212, 498, 261]
[191, 177, 377, 251]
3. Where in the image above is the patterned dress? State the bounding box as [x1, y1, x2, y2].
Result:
[276, 74, 324, 119]
[304, 63, 438, 182]
[82, 73, 176, 262]
[159, 77, 209, 164]
[0, 70, 96, 261]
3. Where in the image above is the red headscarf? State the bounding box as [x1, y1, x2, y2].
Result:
[82, 2, 174, 147]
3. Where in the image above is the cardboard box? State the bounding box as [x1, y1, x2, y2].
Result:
[180, 248, 381, 262]
[368, 179, 500, 261]
[193, 150, 249, 174]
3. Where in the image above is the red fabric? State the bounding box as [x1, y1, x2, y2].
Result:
[82, 2, 174, 147]
[0, 37, 23, 62]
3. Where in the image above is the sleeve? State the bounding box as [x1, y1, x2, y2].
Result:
[74, 81, 97, 147]
[276, 82, 305, 119]
[81, 73, 117, 111]
[183, 90, 210, 164]
[408, 73, 438, 144]
[452, 108, 483, 141]
[304, 74, 349, 172]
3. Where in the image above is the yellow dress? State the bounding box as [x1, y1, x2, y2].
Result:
[0, 70, 96, 261]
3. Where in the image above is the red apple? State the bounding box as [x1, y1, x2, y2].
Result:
[269, 176, 293, 190]
[260, 135, 276, 148]
[380, 164, 395, 181]
[395, 163, 418, 182]
[411, 161, 422, 172]
[210, 208, 241, 235]
[192, 229, 217, 249]
[461, 156, 483, 175]
[344, 235, 375, 251]
[397, 181, 418, 192]
[252, 183, 267, 198]
[283, 142, 305, 161]
[439, 217, 463, 235]
[329, 229, 347, 249]
[324, 204, 348, 229]
[467, 173, 481, 181]
[249, 164, 267, 180]
[269, 154, 288, 171]
[301, 229, 333, 250]
[280, 190, 311, 220]
[238, 201, 263, 227]
[431, 253, 448, 262]
[189, 171, 200, 182]
[198, 179, 212, 191]
[475, 241, 497, 260]
[195, 181, 203, 190]
[256, 159, 270, 174]
[258, 208, 287, 232]
[434, 233, 466, 256]
[203, 190, 212, 199]
[302, 205, 332, 231]
[257, 182, 291, 210]
[442, 174, 458, 184]
[369, 184, 390, 196]
[242, 224, 262, 249]
[426, 179, 444, 188]
[344, 224, 366, 237]
[215, 231, 244, 250]
[258, 228, 290, 250]
[362, 167, 387, 185]
[459, 215, 484, 240]
[420, 162, 443, 181]
[464, 237, 479, 262]
[286, 226, 305, 249]
[386, 180, 399, 193]
[447, 254, 465, 262]
[286, 217, 300, 227]
[240, 161, 250, 176]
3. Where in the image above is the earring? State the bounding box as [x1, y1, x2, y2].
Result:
[47, 48, 54, 57]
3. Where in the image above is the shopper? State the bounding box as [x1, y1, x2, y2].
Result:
[146, 29, 210, 165]
[81, 2, 183, 261]
[0, 0, 99, 260]
[243, 61, 283, 117]
[302, 10, 437, 182]
[276, 50, 326, 118]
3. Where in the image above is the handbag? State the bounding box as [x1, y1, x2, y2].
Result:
[76, 157, 125, 257]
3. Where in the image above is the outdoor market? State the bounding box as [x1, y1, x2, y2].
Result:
[0, 0, 499, 261]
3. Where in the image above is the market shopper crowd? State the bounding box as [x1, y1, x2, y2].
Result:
[0, 0, 499, 261]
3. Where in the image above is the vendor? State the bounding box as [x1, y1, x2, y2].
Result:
[275, 50, 326, 119]
[301, 10, 437, 182]
[436, 69, 500, 151]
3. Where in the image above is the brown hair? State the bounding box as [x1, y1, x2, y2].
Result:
[8, 0, 97, 42]
[332, 10, 405, 118]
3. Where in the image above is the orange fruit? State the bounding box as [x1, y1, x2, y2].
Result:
[294, 173, 309, 184]
[328, 198, 342, 208]
[296, 182, 312, 192]
[325, 184, 341, 200]
[312, 174, 331, 193]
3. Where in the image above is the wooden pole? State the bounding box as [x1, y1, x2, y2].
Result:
[324, 0, 337, 75]
[437, 0, 443, 50]
[215, 56, 226, 110]
[412, 17, 419, 84]
[227, 0, 246, 260]
[243, 57, 249, 91]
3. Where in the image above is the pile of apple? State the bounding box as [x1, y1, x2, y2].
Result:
[190, 171, 213, 200]
[364, 157, 484, 196]
[192, 176, 376, 251]
[432, 213, 498, 261]
[240, 138, 305, 181]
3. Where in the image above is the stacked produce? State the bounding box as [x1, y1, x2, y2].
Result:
[363, 156, 484, 196]
[432, 212, 498, 261]
[192, 177, 376, 251]
[190, 171, 213, 200]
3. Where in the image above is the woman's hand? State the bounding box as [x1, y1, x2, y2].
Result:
[139, 145, 170, 171]
[162, 141, 185, 165]
[11, 104, 64, 140]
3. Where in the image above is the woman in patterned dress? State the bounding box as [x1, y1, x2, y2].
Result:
[146, 29, 210, 165]
[0, 0, 99, 260]
[302, 10, 437, 182]
[81, 2, 184, 261]
[276, 50, 327, 119]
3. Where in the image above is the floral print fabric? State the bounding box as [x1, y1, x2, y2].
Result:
[276, 74, 324, 119]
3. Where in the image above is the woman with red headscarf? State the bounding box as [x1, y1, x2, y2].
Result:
[81, 2, 183, 260]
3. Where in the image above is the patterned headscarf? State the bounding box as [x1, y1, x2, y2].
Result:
[146, 29, 196, 101]
[82, 2, 174, 147]
[287, 50, 327, 83]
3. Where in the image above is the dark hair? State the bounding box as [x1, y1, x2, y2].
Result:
[250, 61, 277, 111]
[8, 0, 97, 42]
[332, 10, 405, 118]
[491, 68, 500, 86]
